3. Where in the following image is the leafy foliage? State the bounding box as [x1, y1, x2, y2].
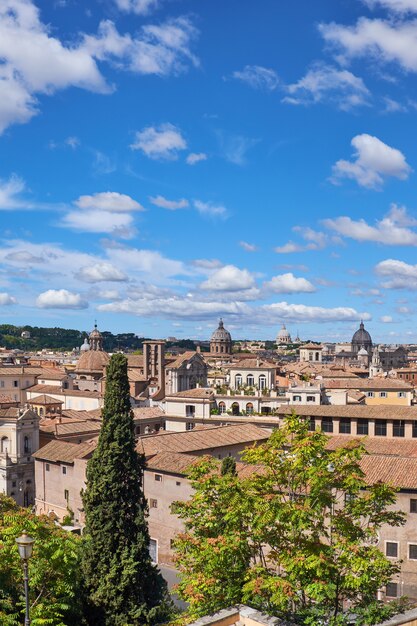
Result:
[173, 413, 406, 625]
[82, 353, 171, 626]
[0, 495, 83, 626]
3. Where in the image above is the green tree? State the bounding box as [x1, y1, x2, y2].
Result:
[174, 413, 406, 625]
[82, 353, 171, 626]
[0, 495, 82, 626]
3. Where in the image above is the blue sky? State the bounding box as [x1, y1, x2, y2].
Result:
[3, 0, 417, 343]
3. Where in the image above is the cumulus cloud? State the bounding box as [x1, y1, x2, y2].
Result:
[186, 152, 207, 165]
[74, 191, 144, 212]
[331, 134, 412, 189]
[149, 195, 189, 210]
[36, 289, 88, 309]
[283, 64, 370, 110]
[375, 258, 417, 288]
[380, 315, 393, 322]
[130, 123, 187, 159]
[0, 3, 199, 134]
[319, 16, 417, 73]
[232, 65, 279, 91]
[114, 0, 159, 14]
[262, 302, 370, 323]
[264, 273, 316, 294]
[274, 241, 304, 254]
[200, 265, 256, 292]
[0, 175, 29, 209]
[62, 209, 135, 236]
[239, 241, 258, 252]
[363, 0, 417, 11]
[193, 199, 228, 218]
[323, 205, 417, 245]
[0, 293, 17, 305]
[75, 262, 128, 283]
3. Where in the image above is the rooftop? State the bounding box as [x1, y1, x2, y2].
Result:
[26, 384, 101, 398]
[167, 388, 214, 399]
[32, 440, 95, 463]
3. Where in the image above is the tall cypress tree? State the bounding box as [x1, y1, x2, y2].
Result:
[82, 353, 170, 625]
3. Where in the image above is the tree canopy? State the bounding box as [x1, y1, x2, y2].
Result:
[173, 413, 406, 625]
[0, 495, 82, 626]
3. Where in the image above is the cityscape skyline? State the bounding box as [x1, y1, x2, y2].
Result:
[2, 0, 417, 341]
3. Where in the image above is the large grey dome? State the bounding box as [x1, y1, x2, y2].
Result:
[351, 321, 372, 353]
[211, 319, 231, 343]
[276, 324, 291, 344]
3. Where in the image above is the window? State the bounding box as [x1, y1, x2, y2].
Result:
[339, 418, 351, 434]
[150, 499, 158, 508]
[149, 539, 157, 563]
[246, 402, 254, 415]
[398, 392, 406, 398]
[306, 395, 316, 403]
[0, 381, 3, 388]
[379, 392, 387, 398]
[64, 489, 69, 501]
[357, 419, 369, 436]
[393, 420, 405, 438]
[413, 421, 417, 438]
[62, 466, 67, 475]
[367, 391, 374, 398]
[410, 499, 417, 513]
[293, 395, 302, 402]
[259, 375, 266, 390]
[308, 417, 315, 432]
[1, 436, 9, 453]
[186, 422, 194, 431]
[409, 544, 417, 560]
[321, 418, 333, 433]
[154, 474, 162, 482]
[375, 420, 387, 437]
[231, 402, 240, 416]
[186, 405, 195, 417]
[386, 582, 398, 598]
[12, 481, 16, 488]
[45, 464, 50, 471]
[235, 374, 242, 388]
[176, 481, 181, 487]
[246, 375, 254, 387]
[13, 380, 18, 387]
[219, 402, 226, 414]
[386, 542, 398, 558]
[24, 436, 30, 454]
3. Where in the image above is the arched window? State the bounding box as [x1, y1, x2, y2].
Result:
[1, 436, 9, 453]
[235, 374, 242, 388]
[259, 375, 266, 390]
[231, 402, 240, 416]
[220, 345, 224, 353]
[39, 408, 44, 417]
[24, 436, 30, 454]
[219, 402, 226, 414]
[315, 352, 320, 361]
[246, 402, 254, 415]
[216, 345, 219, 353]
[247, 374, 254, 387]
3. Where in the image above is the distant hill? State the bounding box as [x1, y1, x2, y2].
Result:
[0, 324, 200, 352]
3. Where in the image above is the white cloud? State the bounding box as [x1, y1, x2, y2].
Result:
[74, 191, 144, 212]
[232, 65, 279, 91]
[0, 293, 17, 305]
[75, 263, 128, 283]
[382, 97, 407, 113]
[36, 289, 88, 309]
[262, 302, 371, 323]
[323, 205, 417, 245]
[65, 136, 80, 149]
[149, 195, 189, 210]
[363, 0, 417, 14]
[274, 241, 304, 254]
[186, 152, 207, 165]
[193, 200, 228, 218]
[331, 134, 411, 189]
[0, 3, 199, 134]
[239, 241, 258, 252]
[0, 175, 28, 209]
[284, 64, 370, 110]
[130, 123, 187, 159]
[200, 265, 255, 292]
[264, 273, 316, 294]
[216, 131, 258, 166]
[319, 16, 417, 73]
[114, 0, 159, 14]
[380, 315, 393, 322]
[61, 209, 134, 236]
[375, 258, 417, 288]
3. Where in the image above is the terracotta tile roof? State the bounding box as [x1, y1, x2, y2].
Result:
[36, 368, 68, 380]
[0, 407, 36, 420]
[29, 394, 64, 405]
[137, 423, 271, 456]
[360, 455, 417, 489]
[167, 388, 214, 399]
[0, 394, 15, 404]
[61, 409, 93, 420]
[26, 384, 101, 398]
[132, 407, 165, 420]
[55, 420, 101, 436]
[32, 440, 95, 463]
[127, 355, 144, 368]
[300, 343, 323, 350]
[228, 359, 275, 369]
[166, 351, 201, 369]
[326, 436, 417, 457]
[0, 366, 42, 376]
[276, 404, 417, 420]
[128, 370, 147, 382]
[323, 378, 413, 390]
[146, 451, 262, 479]
[39, 416, 86, 432]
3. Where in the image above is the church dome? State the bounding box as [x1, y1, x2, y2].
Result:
[276, 324, 291, 344]
[76, 349, 110, 374]
[211, 319, 232, 343]
[352, 321, 372, 352]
